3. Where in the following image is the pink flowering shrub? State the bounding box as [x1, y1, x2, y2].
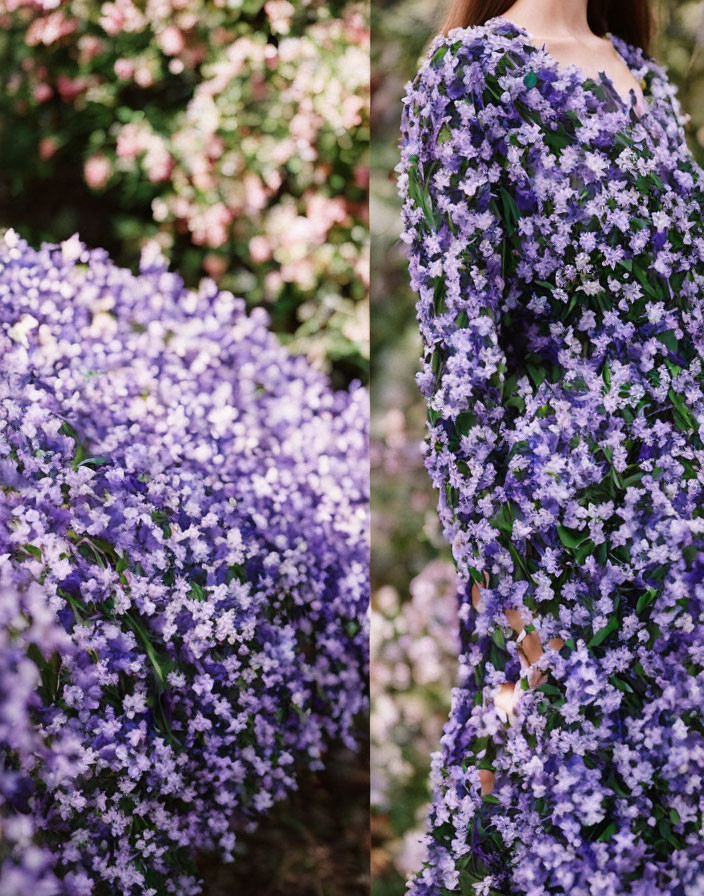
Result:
[0, 0, 369, 381]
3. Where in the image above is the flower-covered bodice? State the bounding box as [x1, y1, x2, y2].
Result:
[397, 16, 704, 896]
[398, 16, 704, 596]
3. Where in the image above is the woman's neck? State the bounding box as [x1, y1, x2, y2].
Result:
[501, 0, 592, 39]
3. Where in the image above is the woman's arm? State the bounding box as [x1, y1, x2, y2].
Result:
[398, 30, 567, 796]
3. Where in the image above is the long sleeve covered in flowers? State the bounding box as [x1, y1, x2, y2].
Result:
[399, 37, 519, 609]
[398, 16, 704, 896]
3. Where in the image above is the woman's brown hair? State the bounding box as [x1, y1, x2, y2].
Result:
[440, 0, 653, 53]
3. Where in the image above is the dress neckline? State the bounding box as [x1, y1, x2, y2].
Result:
[486, 14, 655, 123]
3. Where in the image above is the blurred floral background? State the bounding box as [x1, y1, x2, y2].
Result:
[0, 0, 369, 389]
[370, 1, 704, 893]
[0, 0, 369, 893]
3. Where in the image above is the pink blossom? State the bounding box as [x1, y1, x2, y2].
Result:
[341, 94, 364, 128]
[56, 74, 86, 102]
[25, 11, 77, 46]
[353, 166, 369, 190]
[157, 25, 184, 56]
[113, 58, 134, 80]
[264, 0, 294, 34]
[243, 173, 268, 212]
[249, 235, 272, 264]
[281, 258, 316, 289]
[38, 137, 58, 160]
[202, 253, 228, 279]
[84, 153, 111, 190]
[190, 202, 231, 248]
[133, 63, 154, 88]
[77, 34, 103, 62]
[116, 123, 143, 160]
[99, 0, 144, 37]
[206, 135, 225, 161]
[306, 194, 347, 238]
[144, 138, 172, 182]
[33, 82, 53, 103]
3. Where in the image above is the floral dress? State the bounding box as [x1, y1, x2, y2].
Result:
[397, 15, 704, 896]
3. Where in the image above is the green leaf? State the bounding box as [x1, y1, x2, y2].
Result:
[491, 502, 515, 534]
[557, 525, 585, 550]
[588, 616, 619, 648]
[523, 71, 538, 88]
[437, 124, 452, 144]
[492, 628, 506, 649]
[124, 614, 167, 691]
[455, 411, 477, 435]
[622, 471, 645, 488]
[498, 185, 520, 235]
[684, 545, 698, 564]
[152, 692, 181, 748]
[575, 539, 596, 565]
[189, 582, 206, 601]
[636, 588, 657, 614]
[431, 45, 449, 65]
[657, 330, 679, 352]
[596, 541, 608, 565]
[668, 388, 696, 431]
[58, 589, 86, 626]
[78, 455, 112, 468]
[608, 675, 633, 693]
[535, 682, 562, 696]
[526, 363, 547, 389]
[598, 821, 618, 840]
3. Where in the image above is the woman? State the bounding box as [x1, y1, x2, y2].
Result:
[397, 0, 704, 893]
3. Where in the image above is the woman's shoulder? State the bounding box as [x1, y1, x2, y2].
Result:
[401, 15, 530, 133]
[609, 31, 691, 131]
[399, 19, 522, 169]
[608, 32, 658, 76]
[607, 31, 664, 89]
[410, 15, 528, 88]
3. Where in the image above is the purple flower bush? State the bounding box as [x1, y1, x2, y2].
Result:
[0, 229, 369, 894]
[397, 15, 704, 896]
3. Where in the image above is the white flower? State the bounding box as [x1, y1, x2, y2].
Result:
[8, 314, 39, 348]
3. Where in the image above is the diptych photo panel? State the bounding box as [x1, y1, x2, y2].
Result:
[4, 0, 704, 894]
[373, 2, 704, 895]
[0, 2, 369, 894]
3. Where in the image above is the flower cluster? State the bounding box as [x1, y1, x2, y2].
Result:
[0, 0, 369, 378]
[0, 229, 369, 895]
[398, 16, 704, 896]
[0, 565, 95, 896]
